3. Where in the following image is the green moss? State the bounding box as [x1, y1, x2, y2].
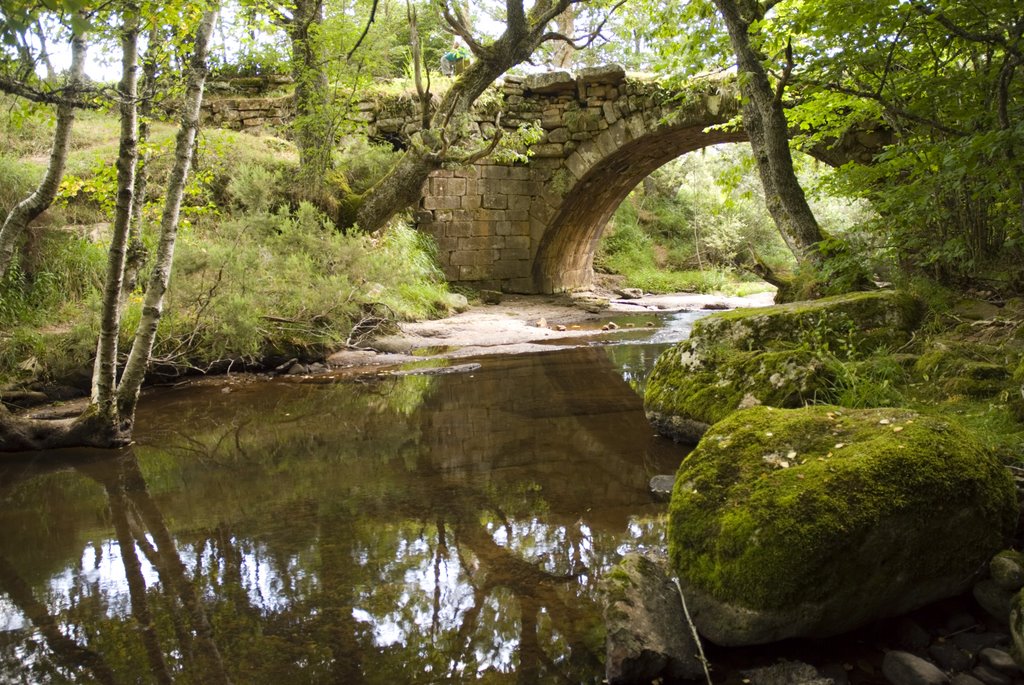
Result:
[668, 405, 1017, 612]
[692, 290, 925, 357]
[644, 342, 833, 440]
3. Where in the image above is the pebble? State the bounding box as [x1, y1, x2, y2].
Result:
[951, 675, 986, 685]
[979, 648, 1019, 675]
[970, 665, 1012, 685]
[882, 650, 950, 685]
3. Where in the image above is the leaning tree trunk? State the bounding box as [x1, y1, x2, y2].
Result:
[115, 8, 219, 425]
[0, 30, 87, 280]
[349, 0, 580, 233]
[92, 11, 140, 417]
[711, 0, 824, 261]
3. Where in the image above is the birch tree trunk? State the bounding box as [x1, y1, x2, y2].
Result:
[0, 30, 87, 280]
[92, 11, 140, 416]
[115, 8, 219, 423]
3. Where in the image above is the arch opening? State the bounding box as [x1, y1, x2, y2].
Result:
[532, 125, 746, 293]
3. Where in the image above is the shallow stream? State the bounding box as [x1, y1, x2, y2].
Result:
[0, 312, 723, 683]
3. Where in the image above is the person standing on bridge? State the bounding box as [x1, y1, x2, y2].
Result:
[442, 40, 470, 76]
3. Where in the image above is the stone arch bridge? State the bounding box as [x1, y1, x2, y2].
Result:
[203, 66, 883, 294]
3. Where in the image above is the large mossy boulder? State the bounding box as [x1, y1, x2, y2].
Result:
[644, 291, 924, 443]
[669, 405, 1017, 646]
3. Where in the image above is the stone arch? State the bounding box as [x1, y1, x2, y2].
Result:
[530, 110, 744, 293]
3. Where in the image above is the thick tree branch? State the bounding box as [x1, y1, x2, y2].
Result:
[438, 1, 487, 57]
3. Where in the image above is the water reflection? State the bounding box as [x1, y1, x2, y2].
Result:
[0, 346, 685, 683]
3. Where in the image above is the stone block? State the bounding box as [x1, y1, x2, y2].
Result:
[459, 264, 491, 281]
[461, 194, 481, 210]
[451, 250, 492, 267]
[434, 236, 459, 253]
[502, 180, 531, 196]
[482, 194, 508, 210]
[492, 259, 529, 279]
[546, 127, 569, 143]
[430, 176, 467, 196]
[480, 165, 509, 180]
[507, 166, 532, 180]
[508, 195, 532, 212]
[446, 221, 472, 238]
[494, 220, 514, 236]
[530, 143, 564, 158]
[459, 236, 497, 251]
[603, 101, 619, 125]
[577, 63, 626, 86]
[523, 70, 576, 94]
[505, 236, 531, 250]
[422, 195, 461, 211]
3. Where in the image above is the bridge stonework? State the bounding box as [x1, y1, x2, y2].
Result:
[201, 68, 885, 295]
[413, 66, 743, 293]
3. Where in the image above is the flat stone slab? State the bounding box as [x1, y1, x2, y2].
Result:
[523, 70, 576, 94]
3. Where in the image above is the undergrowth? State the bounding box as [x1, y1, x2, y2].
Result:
[0, 117, 451, 387]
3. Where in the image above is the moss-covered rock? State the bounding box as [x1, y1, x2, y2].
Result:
[690, 290, 925, 356]
[644, 343, 833, 443]
[643, 291, 924, 442]
[1012, 359, 1024, 422]
[914, 340, 1017, 400]
[668, 405, 1017, 646]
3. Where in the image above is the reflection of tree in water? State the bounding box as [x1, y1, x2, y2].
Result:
[0, 353, 670, 682]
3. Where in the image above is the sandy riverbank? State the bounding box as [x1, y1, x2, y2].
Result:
[326, 290, 775, 368]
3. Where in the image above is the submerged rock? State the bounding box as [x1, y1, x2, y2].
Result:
[602, 554, 705, 684]
[667, 405, 1017, 646]
[648, 475, 675, 502]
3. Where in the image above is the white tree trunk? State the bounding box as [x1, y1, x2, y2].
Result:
[0, 31, 87, 280]
[115, 8, 219, 422]
[92, 13, 140, 415]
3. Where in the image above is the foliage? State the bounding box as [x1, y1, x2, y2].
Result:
[596, 145, 871, 294]
[777, 0, 1024, 286]
[0, 121, 452, 385]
